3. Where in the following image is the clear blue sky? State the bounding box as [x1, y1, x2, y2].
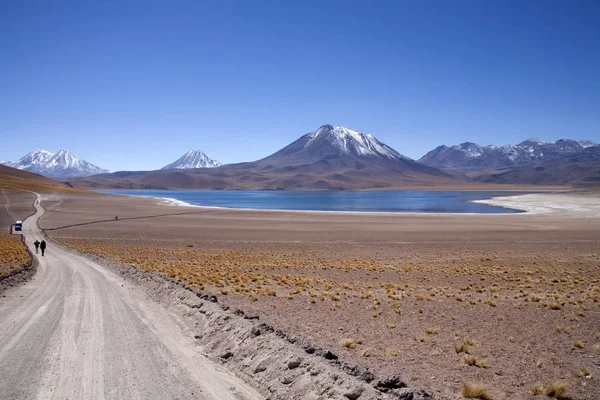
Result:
[1, 1, 599, 171]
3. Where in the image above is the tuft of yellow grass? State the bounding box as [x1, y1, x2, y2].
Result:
[424, 327, 440, 335]
[461, 382, 494, 399]
[530, 381, 569, 399]
[572, 367, 590, 378]
[339, 337, 364, 349]
[463, 355, 487, 368]
[455, 337, 477, 354]
[549, 302, 562, 310]
[382, 346, 398, 357]
[555, 325, 569, 334]
[573, 340, 584, 349]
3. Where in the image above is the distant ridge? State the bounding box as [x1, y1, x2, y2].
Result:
[162, 149, 221, 169]
[473, 145, 600, 185]
[419, 139, 598, 172]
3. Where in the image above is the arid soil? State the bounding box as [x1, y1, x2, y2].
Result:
[42, 192, 600, 400]
[0, 187, 36, 229]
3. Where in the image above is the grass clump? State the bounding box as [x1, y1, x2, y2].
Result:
[359, 348, 371, 357]
[461, 382, 494, 399]
[530, 380, 569, 399]
[339, 337, 364, 349]
[572, 367, 590, 378]
[424, 327, 439, 335]
[455, 337, 477, 354]
[382, 346, 398, 357]
[463, 355, 487, 368]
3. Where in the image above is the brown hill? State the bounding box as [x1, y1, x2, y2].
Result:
[0, 164, 83, 193]
[70, 165, 459, 190]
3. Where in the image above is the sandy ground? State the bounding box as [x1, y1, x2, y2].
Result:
[0, 187, 35, 229]
[39, 191, 600, 400]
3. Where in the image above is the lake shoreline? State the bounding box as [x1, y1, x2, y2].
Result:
[96, 189, 533, 214]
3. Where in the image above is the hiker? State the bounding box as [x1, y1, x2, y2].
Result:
[40, 240, 46, 256]
[34, 240, 40, 254]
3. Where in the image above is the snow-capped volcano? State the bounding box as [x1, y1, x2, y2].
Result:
[161, 149, 221, 169]
[3, 149, 109, 178]
[304, 125, 409, 160]
[261, 124, 413, 165]
[247, 124, 450, 180]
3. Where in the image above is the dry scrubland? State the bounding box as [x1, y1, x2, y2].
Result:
[40, 191, 600, 399]
[0, 234, 30, 276]
[0, 187, 35, 277]
[57, 237, 600, 400]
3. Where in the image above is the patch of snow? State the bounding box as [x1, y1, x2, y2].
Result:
[307, 125, 408, 160]
[579, 140, 597, 148]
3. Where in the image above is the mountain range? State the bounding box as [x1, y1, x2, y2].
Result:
[69, 125, 456, 190]
[473, 145, 600, 185]
[419, 139, 598, 172]
[2, 126, 598, 187]
[2, 150, 109, 178]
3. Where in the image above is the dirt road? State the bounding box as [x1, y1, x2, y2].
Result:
[0, 194, 264, 400]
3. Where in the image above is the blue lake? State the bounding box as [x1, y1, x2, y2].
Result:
[97, 190, 527, 214]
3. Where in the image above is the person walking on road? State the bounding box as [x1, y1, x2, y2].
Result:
[34, 240, 40, 254]
[40, 240, 46, 256]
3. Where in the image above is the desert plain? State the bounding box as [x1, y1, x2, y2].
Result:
[26, 190, 600, 399]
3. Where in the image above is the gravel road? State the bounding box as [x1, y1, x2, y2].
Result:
[0, 193, 264, 400]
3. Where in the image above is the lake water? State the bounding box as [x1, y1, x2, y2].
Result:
[98, 190, 527, 214]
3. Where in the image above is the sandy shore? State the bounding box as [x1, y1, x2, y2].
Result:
[40, 191, 600, 400]
[473, 192, 600, 216]
[38, 191, 600, 242]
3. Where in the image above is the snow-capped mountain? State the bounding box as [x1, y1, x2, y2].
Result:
[260, 124, 413, 166]
[305, 125, 410, 160]
[247, 124, 450, 181]
[419, 139, 598, 171]
[161, 149, 221, 169]
[3, 149, 109, 178]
